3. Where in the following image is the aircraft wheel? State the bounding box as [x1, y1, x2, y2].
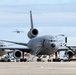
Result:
[7, 59, 11, 62]
[20, 59, 24, 62]
[47, 59, 51, 62]
[1, 60, 5, 62]
[37, 58, 41, 62]
[53, 59, 61, 62]
[24, 59, 27, 62]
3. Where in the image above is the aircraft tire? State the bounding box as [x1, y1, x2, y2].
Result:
[37, 58, 41, 62]
[47, 59, 51, 62]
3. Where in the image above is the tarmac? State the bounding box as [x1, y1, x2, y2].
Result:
[0, 62, 76, 75]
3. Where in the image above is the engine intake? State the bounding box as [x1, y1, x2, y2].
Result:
[28, 28, 38, 39]
[13, 50, 22, 59]
[65, 50, 74, 59]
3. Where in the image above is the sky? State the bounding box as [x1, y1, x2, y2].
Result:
[0, 0, 76, 44]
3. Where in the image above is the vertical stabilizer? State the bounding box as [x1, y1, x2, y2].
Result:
[65, 37, 67, 43]
[30, 10, 33, 29]
[27, 10, 38, 39]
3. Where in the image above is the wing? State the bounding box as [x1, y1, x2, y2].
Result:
[0, 40, 32, 53]
[0, 40, 27, 46]
[58, 47, 68, 51]
[0, 47, 31, 53]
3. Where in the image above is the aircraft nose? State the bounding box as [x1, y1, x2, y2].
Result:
[51, 43, 55, 48]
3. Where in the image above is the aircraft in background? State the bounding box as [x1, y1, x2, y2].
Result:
[0, 42, 14, 62]
[13, 29, 24, 33]
[63, 37, 76, 61]
[0, 10, 61, 62]
[56, 37, 76, 62]
[0, 42, 7, 56]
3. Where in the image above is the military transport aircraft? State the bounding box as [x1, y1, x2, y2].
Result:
[63, 37, 76, 61]
[0, 11, 61, 62]
[0, 42, 15, 62]
[0, 42, 7, 56]
[13, 29, 24, 34]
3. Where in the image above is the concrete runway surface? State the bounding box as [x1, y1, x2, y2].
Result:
[0, 62, 76, 75]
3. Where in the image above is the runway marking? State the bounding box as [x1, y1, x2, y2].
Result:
[40, 66, 76, 70]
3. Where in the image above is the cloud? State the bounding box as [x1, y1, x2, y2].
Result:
[0, 0, 76, 6]
[0, 0, 33, 5]
[0, 3, 76, 28]
[0, 3, 76, 14]
[0, 1, 76, 40]
[33, 12, 76, 21]
[0, 26, 76, 42]
[0, 12, 76, 27]
[38, 26, 76, 37]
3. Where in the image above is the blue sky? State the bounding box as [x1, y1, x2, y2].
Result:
[0, 0, 76, 5]
[0, 0, 76, 43]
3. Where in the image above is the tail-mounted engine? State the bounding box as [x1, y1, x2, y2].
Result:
[27, 28, 38, 39]
[13, 50, 22, 59]
[27, 11, 39, 39]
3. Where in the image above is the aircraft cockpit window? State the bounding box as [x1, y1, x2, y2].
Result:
[48, 40, 57, 42]
[50, 40, 53, 42]
[54, 40, 57, 42]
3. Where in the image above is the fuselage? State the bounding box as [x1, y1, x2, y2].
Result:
[28, 35, 59, 55]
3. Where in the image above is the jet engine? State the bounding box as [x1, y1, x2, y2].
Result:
[27, 28, 38, 39]
[13, 50, 22, 59]
[65, 50, 74, 59]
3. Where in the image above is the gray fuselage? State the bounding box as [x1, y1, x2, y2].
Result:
[28, 35, 59, 55]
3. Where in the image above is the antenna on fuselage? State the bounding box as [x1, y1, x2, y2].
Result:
[30, 10, 33, 29]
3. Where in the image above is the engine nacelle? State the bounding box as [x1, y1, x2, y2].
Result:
[65, 50, 74, 59]
[13, 50, 22, 59]
[27, 28, 38, 39]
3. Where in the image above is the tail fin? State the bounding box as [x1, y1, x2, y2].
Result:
[30, 10, 33, 29]
[28, 10, 38, 39]
[65, 37, 67, 43]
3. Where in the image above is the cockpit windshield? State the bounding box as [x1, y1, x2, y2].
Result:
[48, 40, 57, 42]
